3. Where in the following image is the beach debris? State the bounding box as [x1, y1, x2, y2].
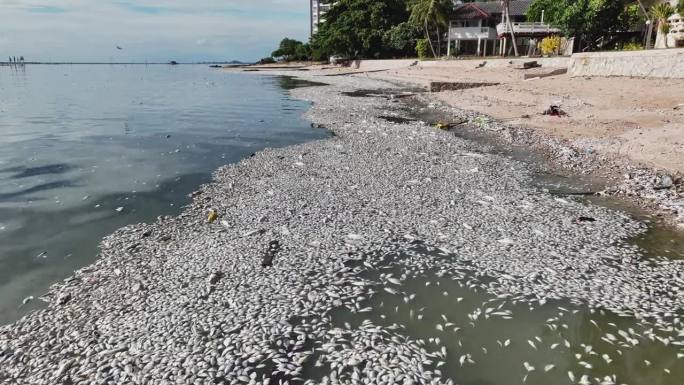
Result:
[542, 104, 568, 117]
[577, 216, 597, 223]
[476, 61, 487, 69]
[261, 240, 280, 267]
[654, 174, 674, 190]
[473, 116, 489, 126]
[436, 120, 467, 130]
[115, 206, 124, 213]
[242, 229, 263, 237]
[207, 209, 218, 223]
[56, 292, 71, 305]
[512, 60, 540, 69]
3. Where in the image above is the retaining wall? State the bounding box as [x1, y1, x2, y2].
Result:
[569, 49, 684, 78]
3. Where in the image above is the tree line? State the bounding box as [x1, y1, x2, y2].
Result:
[263, 0, 683, 63]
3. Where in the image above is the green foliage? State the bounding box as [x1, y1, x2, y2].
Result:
[383, 22, 422, 57]
[311, 0, 410, 59]
[408, 0, 452, 57]
[271, 38, 311, 61]
[619, 4, 647, 31]
[527, 0, 641, 51]
[540, 36, 561, 56]
[622, 42, 644, 51]
[259, 57, 276, 64]
[416, 38, 430, 59]
[408, 0, 450, 28]
[651, 2, 674, 33]
[679, 0, 684, 14]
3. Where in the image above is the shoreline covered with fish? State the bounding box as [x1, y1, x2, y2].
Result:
[1, 74, 683, 384]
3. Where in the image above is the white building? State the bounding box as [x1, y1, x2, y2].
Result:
[310, 0, 333, 36]
[446, 0, 560, 57]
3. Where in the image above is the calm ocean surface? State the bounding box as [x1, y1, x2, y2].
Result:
[0, 65, 327, 324]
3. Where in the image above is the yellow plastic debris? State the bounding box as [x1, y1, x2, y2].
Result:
[436, 122, 449, 130]
[207, 210, 218, 223]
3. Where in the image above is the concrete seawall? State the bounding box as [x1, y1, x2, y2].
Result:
[569, 48, 684, 78]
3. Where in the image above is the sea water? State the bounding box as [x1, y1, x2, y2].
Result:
[0, 64, 327, 324]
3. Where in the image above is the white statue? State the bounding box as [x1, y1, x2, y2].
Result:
[667, 13, 684, 47]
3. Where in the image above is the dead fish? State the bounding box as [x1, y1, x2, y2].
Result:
[384, 287, 399, 295]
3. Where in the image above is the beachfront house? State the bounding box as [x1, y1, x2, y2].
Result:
[447, 0, 561, 57]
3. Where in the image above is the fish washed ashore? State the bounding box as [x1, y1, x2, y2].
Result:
[1, 75, 684, 384]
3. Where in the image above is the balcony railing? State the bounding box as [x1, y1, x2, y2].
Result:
[448, 27, 497, 40]
[496, 22, 561, 36]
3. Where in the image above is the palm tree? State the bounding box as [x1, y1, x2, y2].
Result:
[651, 2, 674, 48]
[501, 0, 519, 56]
[408, 0, 450, 58]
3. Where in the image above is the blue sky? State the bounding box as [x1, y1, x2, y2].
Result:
[0, 0, 310, 62]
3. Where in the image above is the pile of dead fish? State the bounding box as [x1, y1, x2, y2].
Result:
[0, 75, 682, 385]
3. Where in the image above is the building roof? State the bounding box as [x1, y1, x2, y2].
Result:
[453, 0, 533, 19]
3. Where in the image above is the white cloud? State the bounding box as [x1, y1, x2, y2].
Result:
[0, 0, 309, 62]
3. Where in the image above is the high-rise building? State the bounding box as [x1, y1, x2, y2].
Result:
[310, 1, 333, 37]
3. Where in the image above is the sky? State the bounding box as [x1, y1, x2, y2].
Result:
[0, 0, 310, 62]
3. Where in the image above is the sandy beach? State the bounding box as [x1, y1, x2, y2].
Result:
[368, 64, 684, 174]
[2, 71, 684, 384]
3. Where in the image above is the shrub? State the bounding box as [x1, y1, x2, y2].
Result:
[416, 39, 430, 59]
[259, 57, 276, 64]
[540, 36, 562, 56]
[622, 42, 643, 51]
